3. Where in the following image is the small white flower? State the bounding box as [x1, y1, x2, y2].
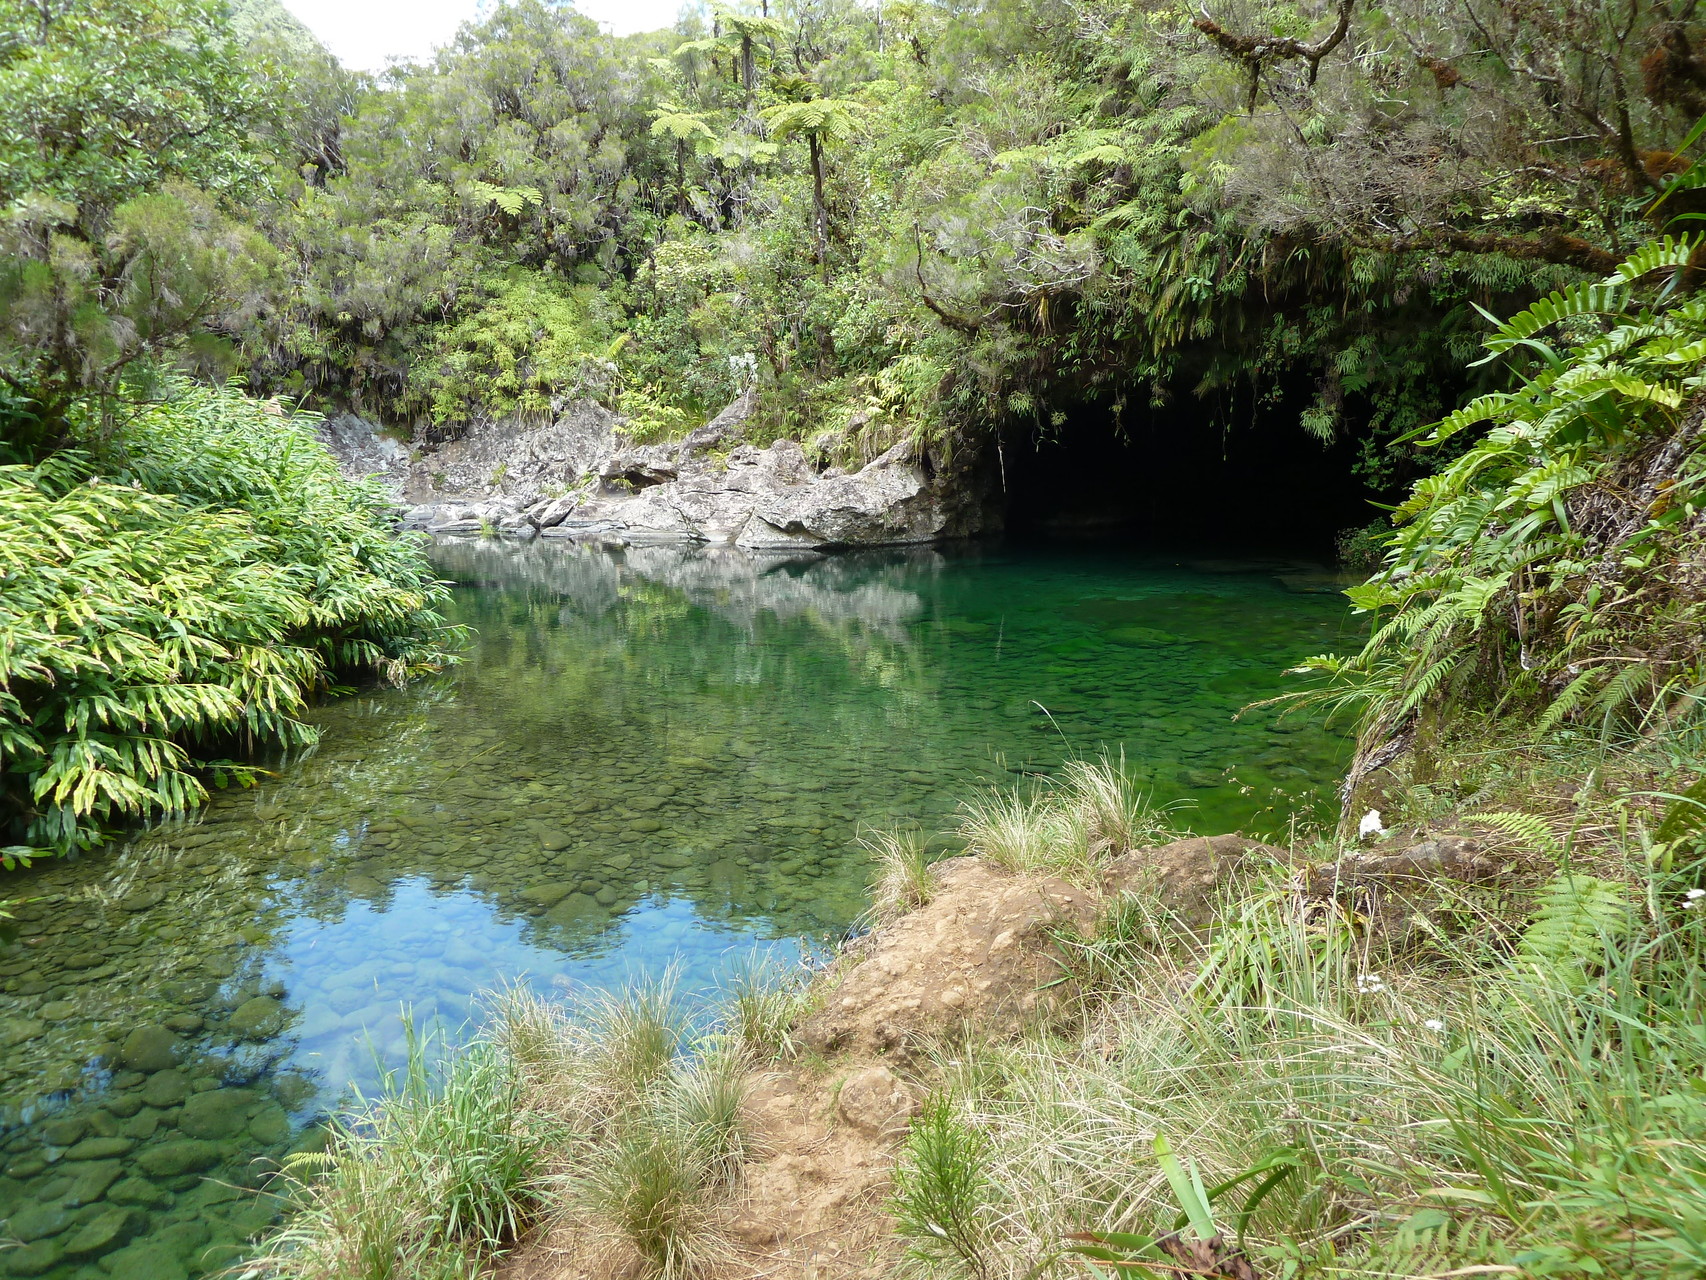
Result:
[1355, 973, 1386, 994]
[1424, 1018, 1445, 1032]
[1687, 888, 1705, 899]
[1358, 809, 1386, 839]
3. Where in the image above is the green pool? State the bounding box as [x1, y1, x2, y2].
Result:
[0, 537, 1356, 1279]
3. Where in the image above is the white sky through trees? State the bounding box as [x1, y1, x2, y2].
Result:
[282, 0, 683, 70]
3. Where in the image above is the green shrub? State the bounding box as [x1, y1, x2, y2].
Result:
[0, 381, 456, 860]
[414, 270, 619, 427]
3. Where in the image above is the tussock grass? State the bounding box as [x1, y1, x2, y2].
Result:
[719, 954, 813, 1062]
[958, 752, 1181, 884]
[254, 979, 753, 1280]
[251, 1029, 548, 1280]
[863, 825, 939, 923]
[892, 847, 1706, 1279]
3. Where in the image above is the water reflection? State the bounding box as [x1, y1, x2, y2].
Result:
[0, 538, 1355, 1279]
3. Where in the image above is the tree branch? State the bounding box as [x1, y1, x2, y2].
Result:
[1193, 0, 1354, 104]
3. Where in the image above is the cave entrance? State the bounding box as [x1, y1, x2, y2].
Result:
[997, 398, 1380, 554]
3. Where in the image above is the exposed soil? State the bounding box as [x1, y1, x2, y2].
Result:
[498, 856, 1095, 1280]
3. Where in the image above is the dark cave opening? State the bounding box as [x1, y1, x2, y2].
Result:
[997, 397, 1385, 555]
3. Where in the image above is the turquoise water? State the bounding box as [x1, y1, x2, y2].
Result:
[0, 538, 1355, 1279]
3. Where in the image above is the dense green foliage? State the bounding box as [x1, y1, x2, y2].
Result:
[1300, 242, 1706, 755]
[0, 384, 454, 861]
[5, 0, 1694, 487]
[8, 0, 1706, 485]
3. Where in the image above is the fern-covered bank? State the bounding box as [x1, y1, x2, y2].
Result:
[0, 384, 457, 862]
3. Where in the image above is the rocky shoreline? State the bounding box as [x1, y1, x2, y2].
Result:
[320, 395, 992, 551]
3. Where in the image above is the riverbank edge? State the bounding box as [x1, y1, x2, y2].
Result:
[241, 732, 1706, 1280]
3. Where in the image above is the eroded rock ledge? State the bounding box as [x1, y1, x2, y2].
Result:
[320, 394, 990, 551]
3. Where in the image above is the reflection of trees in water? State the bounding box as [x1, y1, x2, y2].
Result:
[427, 538, 951, 754]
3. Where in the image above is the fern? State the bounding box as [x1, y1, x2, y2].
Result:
[1510, 873, 1631, 986]
[1293, 244, 1706, 743]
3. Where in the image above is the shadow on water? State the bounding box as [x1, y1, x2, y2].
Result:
[0, 536, 1358, 1278]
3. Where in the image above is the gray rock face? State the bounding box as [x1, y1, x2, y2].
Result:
[349, 390, 990, 551]
[318, 415, 410, 495]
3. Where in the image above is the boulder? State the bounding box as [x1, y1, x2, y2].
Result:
[59, 1206, 144, 1261]
[526, 494, 580, 528]
[0, 1239, 63, 1276]
[835, 1065, 919, 1138]
[140, 1070, 189, 1109]
[228, 996, 285, 1039]
[136, 1140, 221, 1179]
[60, 1160, 123, 1207]
[178, 1088, 255, 1140]
[1303, 835, 1511, 943]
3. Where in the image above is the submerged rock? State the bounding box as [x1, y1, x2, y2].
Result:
[178, 1088, 254, 1140]
[117, 1026, 180, 1073]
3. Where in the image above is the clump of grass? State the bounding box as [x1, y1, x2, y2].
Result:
[578, 1104, 729, 1279]
[863, 825, 940, 922]
[252, 1028, 549, 1280]
[255, 978, 755, 1280]
[571, 969, 688, 1108]
[719, 954, 812, 1062]
[959, 752, 1180, 884]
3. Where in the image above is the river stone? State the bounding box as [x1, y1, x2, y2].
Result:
[37, 1000, 77, 1021]
[7, 1202, 74, 1241]
[121, 1111, 160, 1142]
[102, 1092, 142, 1119]
[247, 1102, 290, 1146]
[107, 1176, 169, 1208]
[39, 1117, 88, 1147]
[60, 1160, 122, 1207]
[178, 1089, 254, 1140]
[60, 1205, 143, 1260]
[0, 1018, 44, 1050]
[118, 1026, 180, 1072]
[518, 882, 574, 909]
[594, 887, 619, 907]
[628, 818, 663, 833]
[540, 832, 572, 851]
[163, 1013, 203, 1033]
[95, 1240, 190, 1280]
[228, 996, 284, 1039]
[0, 1239, 62, 1275]
[543, 894, 605, 928]
[140, 1070, 189, 1109]
[136, 1140, 221, 1178]
[64, 1137, 133, 1161]
[117, 888, 164, 912]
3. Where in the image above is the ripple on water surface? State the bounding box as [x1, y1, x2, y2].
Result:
[0, 538, 1356, 1278]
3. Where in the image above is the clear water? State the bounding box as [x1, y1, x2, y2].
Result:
[0, 538, 1356, 1279]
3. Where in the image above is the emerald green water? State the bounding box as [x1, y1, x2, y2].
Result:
[0, 538, 1354, 1279]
